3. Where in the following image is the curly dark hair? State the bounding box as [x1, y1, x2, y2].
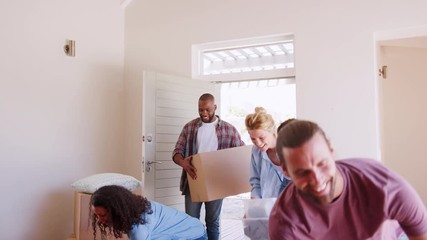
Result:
[89, 185, 153, 239]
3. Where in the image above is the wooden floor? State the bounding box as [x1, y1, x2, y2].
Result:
[221, 219, 248, 240]
[219, 194, 249, 240]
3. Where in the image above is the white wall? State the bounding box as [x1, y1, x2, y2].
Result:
[124, 0, 427, 165]
[0, 1, 125, 239]
[2, 1, 421, 239]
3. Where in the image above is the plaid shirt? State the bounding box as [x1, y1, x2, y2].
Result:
[172, 115, 245, 195]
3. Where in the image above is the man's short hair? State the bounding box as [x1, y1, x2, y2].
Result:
[276, 120, 328, 167]
[199, 93, 215, 102]
[277, 118, 296, 133]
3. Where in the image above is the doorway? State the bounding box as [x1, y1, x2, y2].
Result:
[142, 72, 296, 206]
[141, 72, 297, 239]
[220, 78, 296, 144]
[218, 78, 296, 239]
[376, 34, 427, 206]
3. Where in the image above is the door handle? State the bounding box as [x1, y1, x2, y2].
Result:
[143, 134, 153, 142]
[146, 160, 162, 172]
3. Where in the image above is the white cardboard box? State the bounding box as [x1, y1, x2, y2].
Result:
[187, 145, 252, 202]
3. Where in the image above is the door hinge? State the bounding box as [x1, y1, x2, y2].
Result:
[379, 65, 387, 79]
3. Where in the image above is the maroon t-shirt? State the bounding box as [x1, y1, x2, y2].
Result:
[269, 158, 427, 239]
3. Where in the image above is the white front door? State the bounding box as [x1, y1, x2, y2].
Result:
[142, 71, 218, 210]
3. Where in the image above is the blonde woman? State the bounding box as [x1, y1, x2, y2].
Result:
[245, 107, 292, 199]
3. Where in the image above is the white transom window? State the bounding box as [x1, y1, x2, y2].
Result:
[192, 34, 295, 82]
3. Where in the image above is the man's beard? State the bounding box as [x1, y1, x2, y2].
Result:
[201, 113, 215, 123]
[300, 175, 337, 205]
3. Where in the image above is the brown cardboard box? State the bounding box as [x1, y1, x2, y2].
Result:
[187, 145, 253, 202]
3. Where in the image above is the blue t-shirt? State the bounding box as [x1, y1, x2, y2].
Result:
[128, 201, 206, 240]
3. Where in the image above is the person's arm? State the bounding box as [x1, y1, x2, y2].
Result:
[231, 126, 245, 147]
[172, 124, 198, 179]
[386, 173, 427, 238]
[128, 223, 149, 240]
[249, 148, 262, 199]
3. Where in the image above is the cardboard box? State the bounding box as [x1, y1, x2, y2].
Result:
[188, 145, 253, 202]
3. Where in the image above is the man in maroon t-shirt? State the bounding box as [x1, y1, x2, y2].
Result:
[269, 120, 427, 240]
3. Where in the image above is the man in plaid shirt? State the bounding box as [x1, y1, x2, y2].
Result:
[172, 93, 244, 240]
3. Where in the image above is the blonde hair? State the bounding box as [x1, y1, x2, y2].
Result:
[245, 107, 276, 132]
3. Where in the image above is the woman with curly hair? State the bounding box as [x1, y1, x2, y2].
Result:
[245, 107, 293, 199]
[90, 185, 207, 240]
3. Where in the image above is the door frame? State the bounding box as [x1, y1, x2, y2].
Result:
[141, 71, 219, 209]
[374, 25, 427, 161]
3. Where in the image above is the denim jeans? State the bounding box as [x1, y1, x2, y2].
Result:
[193, 230, 208, 240]
[185, 194, 223, 240]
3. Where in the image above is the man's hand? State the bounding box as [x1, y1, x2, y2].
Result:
[180, 156, 197, 180]
[173, 154, 198, 180]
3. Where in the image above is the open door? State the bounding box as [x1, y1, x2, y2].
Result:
[377, 36, 427, 206]
[142, 71, 219, 210]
